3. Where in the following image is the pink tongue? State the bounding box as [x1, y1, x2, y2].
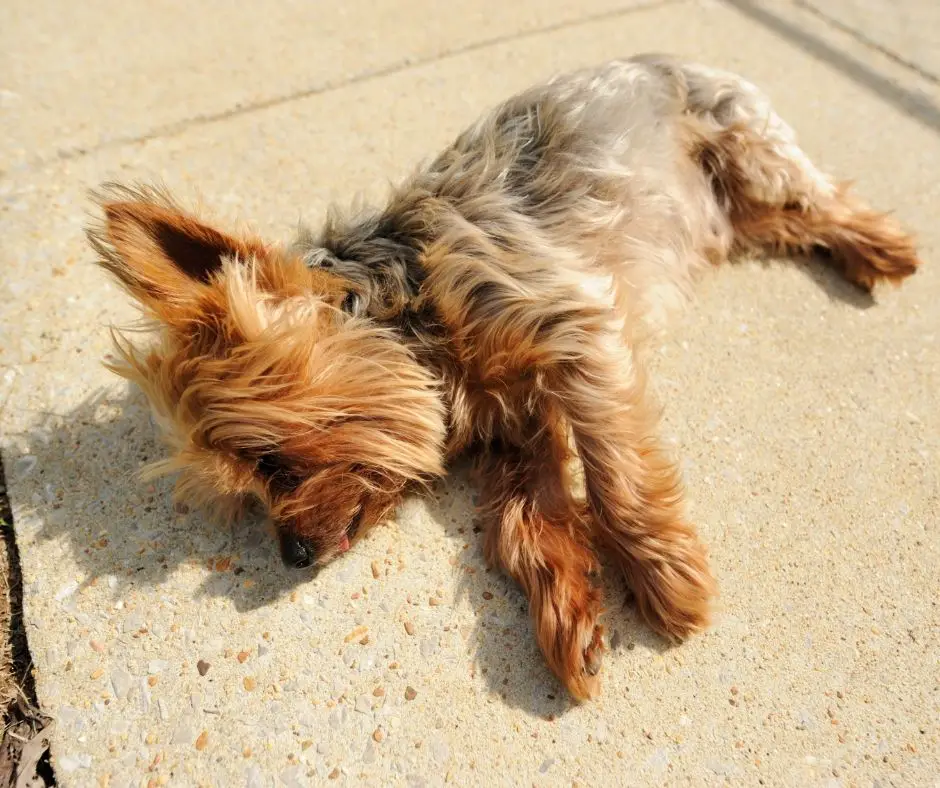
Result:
[338, 535, 350, 553]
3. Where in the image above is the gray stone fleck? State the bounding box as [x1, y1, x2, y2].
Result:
[329, 705, 348, 726]
[268, 702, 288, 735]
[317, 741, 328, 754]
[539, 758, 555, 773]
[647, 747, 670, 774]
[406, 774, 427, 788]
[355, 694, 372, 714]
[47, 509, 66, 528]
[609, 630, 623, 650]
[148, 660, 168, 675]
[245, 764, 266, 788]
[138, 678, 151, 714]
[362, 741, 377, 764]
[122, 611, 146, 634]
[331, 677, 347, 698]
[14, 455, 37, 476]
[420, 637, 438, 659]
[54, 580, 78, 602]
[57, 752, 92, 772]
[173, 722, 195, 745]
[706, 758, 736, 776]
[258, 643, 270, 658]
[279, 766, 305, 787]
[796, 709, 813, 730]
[56, 705, 84, 731]
[158, 699, 169, 721]
[109, 718, 129, 736]
[429, 735, 450, 763]
[110, 667, 134, 700]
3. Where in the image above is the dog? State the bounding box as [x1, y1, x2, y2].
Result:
[86, 54, 920, 700]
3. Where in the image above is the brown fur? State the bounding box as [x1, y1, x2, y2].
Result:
[86, 54, 920, 701]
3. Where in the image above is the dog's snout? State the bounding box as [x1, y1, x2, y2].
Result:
[279, 532, 315, 569]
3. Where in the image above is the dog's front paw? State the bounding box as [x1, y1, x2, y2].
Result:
[629, 532, 715, 641]
[542, 588, 605, 701]
[583, 623, 605, 678]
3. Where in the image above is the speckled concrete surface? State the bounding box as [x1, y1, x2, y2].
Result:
[0, 0, 660, 171]
[2, 1, 938, 786]
[790, 0, 940, 79]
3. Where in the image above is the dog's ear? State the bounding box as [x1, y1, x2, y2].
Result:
[87, 184, 265, 320]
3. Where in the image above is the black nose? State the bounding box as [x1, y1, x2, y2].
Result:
[279, 533, 315, 569]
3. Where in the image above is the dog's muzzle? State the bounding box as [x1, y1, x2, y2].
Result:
[279, 532, 316, 569]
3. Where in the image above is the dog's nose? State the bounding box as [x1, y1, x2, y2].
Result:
[279, 533, 315, 569]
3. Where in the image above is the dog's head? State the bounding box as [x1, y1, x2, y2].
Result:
[87, 185, 447, 568]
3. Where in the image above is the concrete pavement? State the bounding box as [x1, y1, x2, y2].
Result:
[2, 1, 938, 785]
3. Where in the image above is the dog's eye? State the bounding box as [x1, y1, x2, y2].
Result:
[341, 291, 362, 315]
[346, 506, 364, 539]
[256, 452, 303, 493]
[257, 453, 285, 478]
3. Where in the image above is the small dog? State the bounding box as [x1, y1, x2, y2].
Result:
[87, 54, 920, 699]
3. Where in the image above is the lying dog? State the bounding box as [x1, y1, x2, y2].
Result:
[87, 54, 920, 699]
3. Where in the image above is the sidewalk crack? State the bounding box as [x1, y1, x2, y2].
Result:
[793, 0, 940, 86]
[15, 0, 682, 173]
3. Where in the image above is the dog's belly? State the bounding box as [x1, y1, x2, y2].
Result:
[425, 56, 734, 341]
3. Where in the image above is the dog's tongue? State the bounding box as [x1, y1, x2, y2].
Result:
[338, 535, 350, 553]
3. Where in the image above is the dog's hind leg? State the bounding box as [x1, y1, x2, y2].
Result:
[476, 427, 605, 700]
[667, 57, 922, 290]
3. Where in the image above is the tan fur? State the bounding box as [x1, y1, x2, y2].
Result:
[86, 54, 921, 701]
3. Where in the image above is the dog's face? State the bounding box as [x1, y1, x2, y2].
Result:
[88, 186, 447, 568]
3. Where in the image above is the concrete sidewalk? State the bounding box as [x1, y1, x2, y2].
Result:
[2, 1, 938, 785]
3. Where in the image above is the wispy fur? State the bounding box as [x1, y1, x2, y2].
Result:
[87, 54, 920, 700]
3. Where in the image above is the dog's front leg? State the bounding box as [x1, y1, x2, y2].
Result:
[475, 429, 605, 700]
[553, 330, 716, 641]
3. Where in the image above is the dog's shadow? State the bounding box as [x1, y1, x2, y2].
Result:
[756, 251, 878, 309]
[421, 467, 670, 716]
[8, 386, 667, 717]
[8, 388, 322, 613]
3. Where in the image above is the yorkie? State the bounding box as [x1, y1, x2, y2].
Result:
[87, 54, 920, 699]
